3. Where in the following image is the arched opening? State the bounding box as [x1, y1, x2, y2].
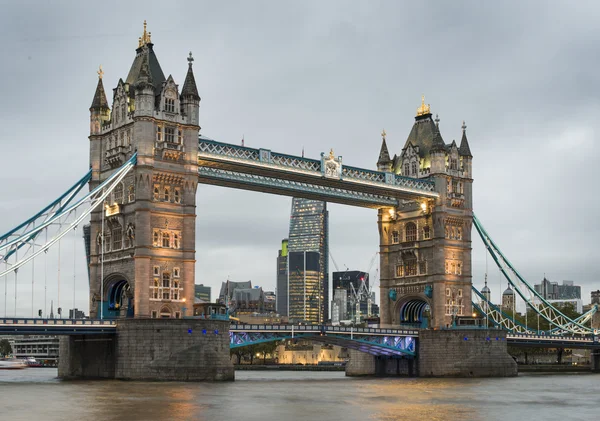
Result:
[104, 277, 134, 319]
[399, 299, 429, 328]
[160, 306, 172, 318]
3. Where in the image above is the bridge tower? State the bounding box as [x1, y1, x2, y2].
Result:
[88, 22, 200, 319]
[377, 97, 473, 328]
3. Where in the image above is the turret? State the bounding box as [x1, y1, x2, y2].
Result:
[376, 129, 393, 172]
[89, 66, 110, 135]
[180, 52, 200, 126]
[459, 121, 472, 178]
[133, 49, 155, 116]
[429, 127, 446, 174]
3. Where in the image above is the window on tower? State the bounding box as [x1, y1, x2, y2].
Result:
[411, 162, 417, 176]
[162, 232, 170, 248]
[128, 185, 135, 203]
[113, 183, 123, 204]
[174, 188, 181, 204]
[156, 126, 162, 142]
[423, 226, 431, 240]
[162, 272, 171, 299]
[165, 127, 175, 143]
[405, 222, 417, 242]
[404, 163, 410, 176]
[178, 128, 183, 144]
[112, 225, 122, 250]
[165, 98, 175, 113]
[163, 186, 170, 202]
[153, 185, 160, 201]
[391, 231, 400, 244]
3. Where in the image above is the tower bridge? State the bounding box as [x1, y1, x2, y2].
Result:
[1, 22, 598, 380]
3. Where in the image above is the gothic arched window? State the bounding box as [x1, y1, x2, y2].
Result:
[128, 185, 135, 202]
[113, 183, 123, 204]
[153, 230, 159, 247]
[404, 163, 410, 176]
[112, 224, 122, 250]
[162, 232, 170, 248]
[411, 161, 417, 176]
[173, 233, 180, 249]
[163, 186, 170, 202]
[423, 226, 430, 240]
[405, 222, 417, 242]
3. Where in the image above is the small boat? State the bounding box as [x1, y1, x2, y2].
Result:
[26, 357, 42, 368]
[0, 358, 28, 369]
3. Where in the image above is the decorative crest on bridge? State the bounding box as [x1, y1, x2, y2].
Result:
[323, 148, 342, 179]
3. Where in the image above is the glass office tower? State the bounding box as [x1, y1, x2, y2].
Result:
[287, 198, 329, 323]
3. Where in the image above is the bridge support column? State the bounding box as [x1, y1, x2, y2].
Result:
[345, 349, 416, 377]
[591, 350, 600, 373]
[58, 334, 116, 379]
[418, 329, 517, 377]
[58, 319, 234, 381]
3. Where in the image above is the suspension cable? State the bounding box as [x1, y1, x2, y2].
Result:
[44, 228, 48, 318]
[57, 238, 61, 317]
[73, 217, 77, 317]
[14, 249, 18, 317]
[31, 221, 35, 318]
[100, 202, 105, 320]
[3, 262, 6, 317]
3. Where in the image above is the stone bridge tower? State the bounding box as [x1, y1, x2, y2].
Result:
[377, 97, 473, 328]
[88, 22, 200, 319]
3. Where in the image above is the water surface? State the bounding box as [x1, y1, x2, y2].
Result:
[1, 368, 597, 421]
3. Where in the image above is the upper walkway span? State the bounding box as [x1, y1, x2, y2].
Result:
[197, 137, 438, 208]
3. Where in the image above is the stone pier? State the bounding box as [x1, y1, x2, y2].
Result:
[59, 318, 234, 381]
[592, 350, 600, 373]
[346, 329, 517, 378]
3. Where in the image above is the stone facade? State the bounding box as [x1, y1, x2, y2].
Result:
[377, 100, 473, 328]
[88, 24, 200, 319]
[58, 319, 234, 381]
[417, 329, 517, 377]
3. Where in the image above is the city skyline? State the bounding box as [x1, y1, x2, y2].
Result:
[0, 2, 599, 317]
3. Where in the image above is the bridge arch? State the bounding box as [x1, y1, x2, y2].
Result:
[393, 295, 431, 328]
[103, 273, 133, 319]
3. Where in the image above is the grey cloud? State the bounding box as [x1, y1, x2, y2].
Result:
[0, 1, 599, 316]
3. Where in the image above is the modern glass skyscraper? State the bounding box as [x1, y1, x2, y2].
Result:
[287, 198, 329, 323]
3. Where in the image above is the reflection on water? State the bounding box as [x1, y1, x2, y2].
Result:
[1, 368, 599, 421]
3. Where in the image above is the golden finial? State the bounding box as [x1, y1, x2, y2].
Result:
[138, 20, 152, 47]
[97, 65, 104, 80]
[416, 95, 431, 117]
[329, 148, 335, 159]
[381, 129, 386, 140]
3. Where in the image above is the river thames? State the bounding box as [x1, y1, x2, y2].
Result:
[1, 369, 598, 421]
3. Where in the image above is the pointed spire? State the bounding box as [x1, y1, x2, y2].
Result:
[134, 49, 154, 90]
[181, 51, 200, 100]
[377, 129, 391, 166]
[459, 120, 472, 157]
[90, 65, 109, 110]
[430, 125, 446, 153]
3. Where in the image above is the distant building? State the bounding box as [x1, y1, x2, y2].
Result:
[331, 287, 348, 325]
[534, 278, 581, 300]
[332, 271, 372, 320]
[11, 335, 59, 365]
[218, 280, 265, 314]
[502, 285, 515, 311]
[194, 284, 211, 303]
[264, 291, 276, 313]
[276, 239, 289, 317]
[591, 290, 600, 305]
[287, 198, 328, 323]
[68, 308, 86, 319]
[288, 251, 322, 323]
[193, 300, 227, 318]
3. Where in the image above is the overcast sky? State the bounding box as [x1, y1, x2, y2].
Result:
[0, 1, 598, 317]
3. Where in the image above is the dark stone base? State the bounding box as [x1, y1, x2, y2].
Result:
[418, 329, 517, 377]
[58, 319, 234, 381]
[591, 350, 600, 373]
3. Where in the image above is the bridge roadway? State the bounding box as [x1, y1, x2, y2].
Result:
[1, 318, 598, 351]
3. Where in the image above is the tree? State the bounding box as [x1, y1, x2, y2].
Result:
[0, 339, 12, 357]
[257, 341, 280, 364]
